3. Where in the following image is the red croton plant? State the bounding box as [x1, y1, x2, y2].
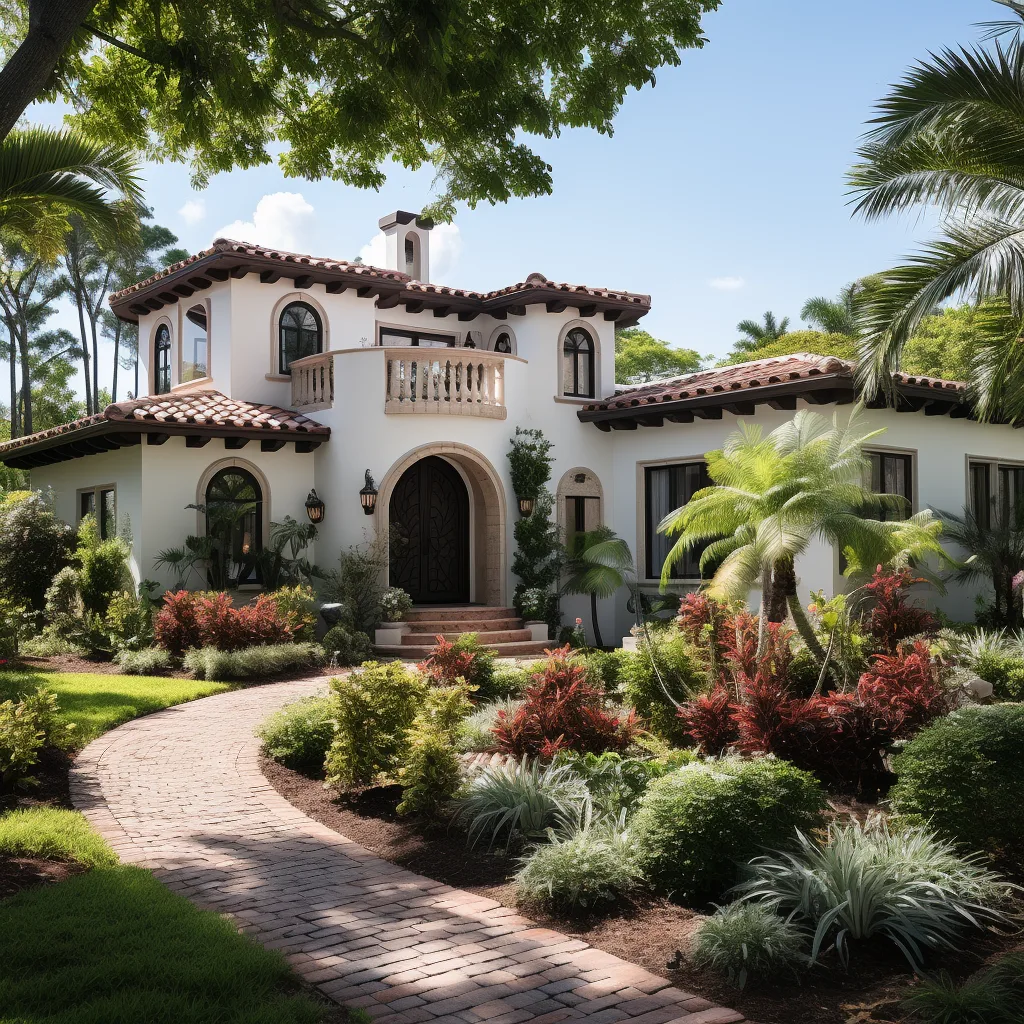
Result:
[154, 590, 295, 655]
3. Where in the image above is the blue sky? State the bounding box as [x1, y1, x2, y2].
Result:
[30, 0, 981, 395]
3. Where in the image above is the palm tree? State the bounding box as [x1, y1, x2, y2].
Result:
[0, 126, 142, 260]
[800, 277, 883, 336]
[733, 311, 790, 355]
[658, 408, 945, 659]
[562, 526, 635, 649]
[847, 10, 1024, 417]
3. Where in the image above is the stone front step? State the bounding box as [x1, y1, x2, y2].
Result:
[404, 617, 522, 634]
[402, 627, 532, 645]
[375, 639, 551, 659]
[404, 605, 517, 623]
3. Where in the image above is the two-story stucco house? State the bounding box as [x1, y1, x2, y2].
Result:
[0, 211, 1020, 648]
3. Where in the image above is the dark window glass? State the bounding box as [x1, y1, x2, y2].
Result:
[205, 468, 263, 585]
[562, 328, 595, 398]
[279, 302, 322, 374]
[645, 462, 711, 579]
[868, 452, 913, 521]
[99, 488, 115, 540]
[565, 495, 599, 555]
[999, 465, 1024, 523]
[970, 461, 992, 530]
[154, 325, 171, 394]
[494, 333, 512, 354]
[80, 490, 96, 522]
[379, 328, 455, 348]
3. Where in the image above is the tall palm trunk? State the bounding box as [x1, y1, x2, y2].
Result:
[16, 316, 31, 435]
[590, 591, 603, 649]
[774, 556, 828, 662]
[72, 281, 92, 414]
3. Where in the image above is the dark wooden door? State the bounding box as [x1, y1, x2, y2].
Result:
[389, 456, 470, 604]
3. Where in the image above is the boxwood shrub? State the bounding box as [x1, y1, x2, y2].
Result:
[971, 651, 1024, 702]
[890, 703, 1024, 857]
[631, 756, 826, 905]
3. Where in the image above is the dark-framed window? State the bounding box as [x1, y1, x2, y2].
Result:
[562, 327, 595, 398]
[867, 451, 913, 521]
[645, 461, 711, 580]
[279, 302, 322, 374]
[968, 459, 1024, 529]
[205, 468, 263, 585]
[970, 461, 992, 531]
[565, 495, 600, 555]
[154, 324, 171, 394]
[183, 305, 208, 382]
[79, 486, 116, 540]
[379, 327, 455, 348]
[494, 332, 512, 354]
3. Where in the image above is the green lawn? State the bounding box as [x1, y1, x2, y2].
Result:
[0, 670, 232, 745]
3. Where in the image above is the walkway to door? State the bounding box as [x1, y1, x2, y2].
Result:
[70, 679, 745, 1024]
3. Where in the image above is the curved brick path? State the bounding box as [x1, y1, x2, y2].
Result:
[69, 680, 744, 1024]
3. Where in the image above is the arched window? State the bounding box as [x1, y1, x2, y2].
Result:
[278, 302, 322, 374]
[562, 327, 595, 398]
[154, 324, 171, 394]
[494, 332, 512, 354]
[205, 467, 263, 586]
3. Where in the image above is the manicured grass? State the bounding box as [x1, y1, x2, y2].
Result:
[0, 808, 117, 868]
[0, 864, 326, 1023]
[0, 670, 232, 745]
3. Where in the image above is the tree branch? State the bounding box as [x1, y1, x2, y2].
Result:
[83, 24, 155, 63]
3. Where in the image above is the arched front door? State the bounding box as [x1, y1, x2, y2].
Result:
[389, 456, 470, 604]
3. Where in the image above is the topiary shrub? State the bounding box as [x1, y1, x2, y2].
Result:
[321, 623, 372, 666]
[257, 694, 336, 777]
[324, 662, 427, 789]
[890, 704, 1024, 857]
[631, 756, 826, 905]
[0, 490, 74, 615]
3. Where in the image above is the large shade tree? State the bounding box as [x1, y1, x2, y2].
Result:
[615, 328, 703, 385]
[0, 0, 720, 214]
[658, 409, 945, 657]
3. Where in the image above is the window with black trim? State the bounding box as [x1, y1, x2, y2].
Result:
[183, 305, 208, 382]
[154, 324, 171, 394]
[279, 302, 323, 374]
[645, 461, 710, 580]
[968, 458, 1024, 529]
[379, 327, 455, 348]
[562, 327, 595, 397]
[494, 332, 512, 354]
[205, 467, 263, 585]
[79, 486, 116, 540]
[867, 451, 913, 521]
[565, 495, 600, 554]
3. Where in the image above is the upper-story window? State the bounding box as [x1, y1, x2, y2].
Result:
[379, 327, 455, 348]
[279, 302, 323, 374]
[494, 332, 512, 354]
[182, 305, 208, 382]
[562, 327, 595, 398]
[154, 324, 171, 394]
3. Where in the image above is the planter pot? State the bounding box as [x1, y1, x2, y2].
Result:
[375, 622, 409, 646]
[524, 620, 548, 642]
[620, 635, 639, 651]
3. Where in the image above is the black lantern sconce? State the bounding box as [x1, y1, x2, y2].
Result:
[517, 495, 535, 518]
[305, 489, 326, 524]
[359, 470, 378, 516]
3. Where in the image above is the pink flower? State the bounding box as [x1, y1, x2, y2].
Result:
[1013, 570, 1024, 592]
[575, 617, 583, 626]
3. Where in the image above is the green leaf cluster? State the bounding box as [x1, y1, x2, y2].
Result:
[615, 328, 703, 384]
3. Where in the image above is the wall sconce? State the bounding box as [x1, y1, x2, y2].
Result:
[517, 496, 535, 517]
[305, 489, 326, 524]
[360, 470, 378, 516]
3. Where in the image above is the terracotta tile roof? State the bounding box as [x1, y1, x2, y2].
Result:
[585, 353, 966, 412]
[0, 389, 329, 458]
[405, 271, 650, 307]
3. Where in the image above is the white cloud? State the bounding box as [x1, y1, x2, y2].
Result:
[178, 198, 206, 225]
[213, 192, 316, 251]
[359, 222, 463, 283]
[708, 276, 745, 291]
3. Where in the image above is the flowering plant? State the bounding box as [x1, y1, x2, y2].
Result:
[519, 587, 549, 621]
[379, 587, 413, 623]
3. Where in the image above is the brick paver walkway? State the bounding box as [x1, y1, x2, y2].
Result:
[69, 680, 745, 1024]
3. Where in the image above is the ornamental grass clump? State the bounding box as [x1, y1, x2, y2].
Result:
[457, 698, 524, 753]
[692, 902, 806, 991]
[454, 755, 590, 851]
[734, 820, 1019, 971]
[901, 954, 1024, 1024]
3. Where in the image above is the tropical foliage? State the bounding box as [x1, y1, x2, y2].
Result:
[615, 328, 703, 384]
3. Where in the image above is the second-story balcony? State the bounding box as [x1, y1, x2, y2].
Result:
[290, 347, 510, 419]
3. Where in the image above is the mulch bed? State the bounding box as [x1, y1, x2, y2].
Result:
[14, 653, 330, 683]
[0, 856, 86, 899]
[260, 756, 1021, 1024]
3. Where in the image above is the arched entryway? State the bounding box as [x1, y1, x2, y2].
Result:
[389, 456, 470, 604]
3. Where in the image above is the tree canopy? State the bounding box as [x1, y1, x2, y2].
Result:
[731, 311, 790, 359]
[615, 328, 703, 384]
[0, 0, 720, 216]
[719, 330, 857, 366]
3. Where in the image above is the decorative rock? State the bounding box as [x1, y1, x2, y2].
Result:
[962, 674, 994, 700]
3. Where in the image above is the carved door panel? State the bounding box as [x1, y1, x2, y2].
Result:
[389, 456, 469, 604]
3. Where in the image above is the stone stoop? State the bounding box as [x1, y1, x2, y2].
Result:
[373, 604, 552, 659]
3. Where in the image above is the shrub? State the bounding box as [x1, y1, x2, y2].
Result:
[44, 566, 81, 619]
[330, 537, 388, 633]
[257, 695, 336, 777]
[379, 586, 413, 623]
[0, 490, 74, 614]
[457, 698, 524, 752]
[677, 591, 730, 669]
[616, 632, 706, 743]
[631, 756, 825, 905]
[155, 591, 295, 654]
[972, 650, 1024, 701]
[0, 594, 30, 658]
[324, 662, 427, 789]
[76, 515, 133, 617]
[494, 647, 638, 758]
[902, 955, 1024, 1024]
[184, 642, 321, 680]
[856, 641, 951, 735]
[153, 590, 202, 655]
[514, 819, 641, 911]
[454, 755, 591, 850]
[267, 584, 318, 641]
[576, 649, 621, 692]
[0, 807, 118, 868]
[692, 903, 806, 991]
[553, 749, 689, 818]
[489, 664, 530, 698]
[0, 688, 74, 789]
[890, 704, 1024, 856]
[320, 623, 372, 667]
[420, 633, 497, 698]
[863, 566, 937, 652]
[735, 820, 1017, 970]
[397, 683, 473, 817]
[104, 590, 154, 651]
[677, 686, 739, 754]
[114, 647, 173, 675]
[235, 593, 294, 646]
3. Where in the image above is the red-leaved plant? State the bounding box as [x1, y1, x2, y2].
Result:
[154, 590, 294, 654]
[720, 614, 794, 688]
[856, 640, 950, 737]
[493, 646, 638, 758]
[676, 686, 739, 754]
[419, 635, 476, 686]
[154, 591, 202, 655]
[863, 567, 937, 653]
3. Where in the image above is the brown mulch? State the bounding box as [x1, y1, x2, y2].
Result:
[260, 756, 1021, 1024]
[0, 856, 86, 899]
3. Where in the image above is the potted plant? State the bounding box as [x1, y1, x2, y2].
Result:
[519, 587, 550, 641]
[375, 586, 413, 646]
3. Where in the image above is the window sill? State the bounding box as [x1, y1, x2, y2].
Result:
[171, 377, 212, 392]
[265, 374, 290, 382]
[553, 395, 600, 405]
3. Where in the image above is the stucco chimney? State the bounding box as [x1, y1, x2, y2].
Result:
[378, 210, 433, 282]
